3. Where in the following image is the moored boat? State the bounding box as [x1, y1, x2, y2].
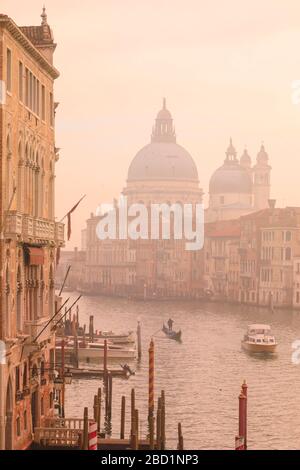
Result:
[241, 324, 277, 354]
[77, 342, 136, 362]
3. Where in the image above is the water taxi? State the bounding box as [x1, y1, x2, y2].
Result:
[241, 324, 277, 354]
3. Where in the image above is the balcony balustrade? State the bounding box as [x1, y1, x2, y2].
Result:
[4, 211, 64, 244]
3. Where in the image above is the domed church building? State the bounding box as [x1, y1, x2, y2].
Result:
[206, 139, 271, 222]
[123, 99, 203, 206]
[83, 101, 272, 299]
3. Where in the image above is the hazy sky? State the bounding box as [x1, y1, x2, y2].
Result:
[3, 0, 300, 249]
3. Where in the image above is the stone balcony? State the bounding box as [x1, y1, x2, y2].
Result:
[4, 211, 65, 245]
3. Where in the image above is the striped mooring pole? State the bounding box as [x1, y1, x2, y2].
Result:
[148, 338, 155, 419]
[88, 421, 98, 450]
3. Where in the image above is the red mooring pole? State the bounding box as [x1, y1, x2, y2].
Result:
[237, 385, 247, 450]
[242, 380, 248, 450]
[148, 339, 154, 420]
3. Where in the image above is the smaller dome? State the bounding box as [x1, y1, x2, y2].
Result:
[209, 161, 253, 194]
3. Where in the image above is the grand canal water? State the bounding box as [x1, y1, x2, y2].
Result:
[62, 292, 300, 449]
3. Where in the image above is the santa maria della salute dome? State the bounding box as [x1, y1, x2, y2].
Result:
[123, 99, 271, 221]
[123, 99, 203, 206]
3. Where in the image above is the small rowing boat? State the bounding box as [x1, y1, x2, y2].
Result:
[162, 324, 182, 342]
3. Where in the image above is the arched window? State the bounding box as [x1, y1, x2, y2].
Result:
[285, 247, 292, 261]
[40, 157, 45, 218]
[49, 265, 54, 318]
[6, 133, 12, 208]
[17, 140, 23, 212]
[5, 265, 10, 338]
[34, 151, 40, 217]
[30, 146, 35, 215]
[16, 266, 22, 333]
[40, 267, 44, 318]
[24, 143, 29, 213]
[48, 161, 55, 219]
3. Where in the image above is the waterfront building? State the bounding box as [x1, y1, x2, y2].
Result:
[202, 219, 241, 300]
[293, 257, 300, 309]
[0, 11, 64, 449]
[239, 205, 300, 308]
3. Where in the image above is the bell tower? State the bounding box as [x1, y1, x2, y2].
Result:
[253, 144, 271, 210]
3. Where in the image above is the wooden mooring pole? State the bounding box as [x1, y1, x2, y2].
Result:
[108, 372, 113, 419]
[149, 414, 155, 450]
[76, 304, 79, 329]
[156, 396, 162, 450]
[120, 396, 126, 439]
[83, 407, 89, 450]
[131, 388, 135, 438]
[89, 315, 94, 342]
[161, 390, 166, 450]
[104, 339, 108, 389]
[137, 321, 142, 361]
[177, 423, 184, 450]
[97, 388, 102, 432]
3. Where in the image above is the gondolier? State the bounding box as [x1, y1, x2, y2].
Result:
[162, 323, 182, 342]
[167, 318, 174, 331]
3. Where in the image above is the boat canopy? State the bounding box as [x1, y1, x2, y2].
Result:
[248, 324, 271, 333]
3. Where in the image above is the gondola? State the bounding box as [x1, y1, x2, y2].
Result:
[162, 324, 182, 342]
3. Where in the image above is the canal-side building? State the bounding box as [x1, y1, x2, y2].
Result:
[0, 10, 64, 450]
[202, 219, 241, 300]
[239, 206, 300, 308]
